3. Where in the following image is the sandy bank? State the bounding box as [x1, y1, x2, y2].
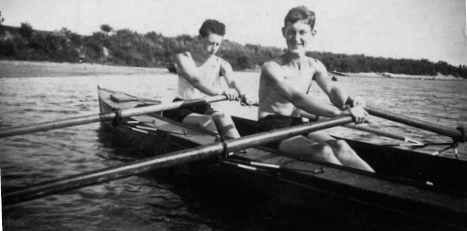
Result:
[379, 72, 461, 80]
[336, 72, 382, 78]
[335, 71, 463, 80]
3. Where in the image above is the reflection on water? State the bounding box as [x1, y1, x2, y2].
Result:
[1, 72, 466, 230]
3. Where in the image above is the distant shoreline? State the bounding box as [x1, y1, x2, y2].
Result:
[330, 71, 463, 80]
[0, 60, 168, 78]
[0, 60, 463, 80]
[379, 72, 461, 80]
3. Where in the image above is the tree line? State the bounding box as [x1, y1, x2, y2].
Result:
[0, 22, 466, 78]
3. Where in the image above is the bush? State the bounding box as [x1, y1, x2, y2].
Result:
[19, 22, 33, 40]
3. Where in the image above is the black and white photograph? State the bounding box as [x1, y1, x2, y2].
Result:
[1, 0, 467, 230]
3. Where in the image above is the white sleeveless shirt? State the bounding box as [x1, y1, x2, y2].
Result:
[176, 56, 222, 100]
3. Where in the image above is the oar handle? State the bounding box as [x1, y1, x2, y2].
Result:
[0, 95, 228, 138]
[364, 106, 466, 142]
[299, 111, 422, 144]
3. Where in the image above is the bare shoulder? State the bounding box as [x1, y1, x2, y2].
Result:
[261, 60, 284, 81]
[219, 57, 230, 66]
[307, 57, 327, 74]
[262, 59, 282, 72]
[175, 52, 196, 71]
[219, 57, 233, 71]
[175, 51, 191, 61]
[175, 52, 196, 75]
[307, 57, 325, 68]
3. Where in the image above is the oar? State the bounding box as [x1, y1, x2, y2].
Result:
[0, 95, 228, 138]
[3, 116, 353, 206]
[300, 112, 424, 146]
[364, 106, 466, 142]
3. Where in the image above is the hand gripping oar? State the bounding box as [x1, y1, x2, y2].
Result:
[364, 106, 466, 143]
[3, 116, 353, 206]
[300, 112, 424, 146]
[0, 95, 228, 138]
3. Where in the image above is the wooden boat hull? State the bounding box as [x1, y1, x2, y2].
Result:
[98, 86, 467, 229]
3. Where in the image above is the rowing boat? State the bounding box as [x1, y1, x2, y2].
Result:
[97, 86, 467, 229]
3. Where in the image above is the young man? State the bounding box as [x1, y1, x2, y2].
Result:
[257, 6, 374, 172]
[166, 19, 252, 139]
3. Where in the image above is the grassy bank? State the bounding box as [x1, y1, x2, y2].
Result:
[0, 60, 168, 78]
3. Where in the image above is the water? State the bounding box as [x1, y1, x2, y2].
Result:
[1, 71, 466, 230]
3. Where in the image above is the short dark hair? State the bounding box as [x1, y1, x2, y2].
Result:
[284, 6, 316, 30]
[199, 19, 226, 37]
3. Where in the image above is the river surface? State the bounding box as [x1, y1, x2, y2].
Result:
[1, 70, 467, 230]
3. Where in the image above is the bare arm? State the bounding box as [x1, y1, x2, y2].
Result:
[312, 61, 348, 108]
[220, 60, 245, 95]
[312, 60, 368, 123]
[313, 61, 366, 108]
[220, 59, 254, 104]
[175, 52, 223, 96]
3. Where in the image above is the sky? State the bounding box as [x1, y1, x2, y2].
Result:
[1, 0, 467, 66]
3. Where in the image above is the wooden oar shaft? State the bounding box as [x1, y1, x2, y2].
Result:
[226, 116, 353, 150]
[3, 116, 352, 206]
[119, 95, 227, 118]
[365, 106, 465, 142]
[3, 144, 223, 206]
[300, 112, 415, 143]
[346, 124, 412, 142]
[0, 95, 227, 138]
[0, 113, 116, 138]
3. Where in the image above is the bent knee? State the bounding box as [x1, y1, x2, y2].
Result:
[211, 112, 231, 120]
[333, 140, 357, 160]
[334, 139, 350, 149]
[199, 117, 215, 127]
[314, 144, 335, 160]
[183, 115, 217, 131]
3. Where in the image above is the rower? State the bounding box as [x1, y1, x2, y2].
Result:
[165, 19, 253, 139]
[257, 6, 374, 172]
